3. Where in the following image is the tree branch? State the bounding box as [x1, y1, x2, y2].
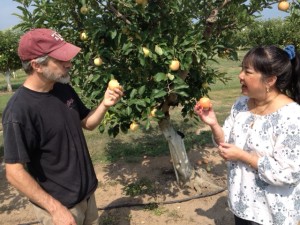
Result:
[204, 0, 231, 38]
[107, 2, 132, 25]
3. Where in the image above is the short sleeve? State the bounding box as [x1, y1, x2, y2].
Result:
[3, 121, 32, 163]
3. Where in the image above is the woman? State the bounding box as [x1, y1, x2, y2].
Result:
[195, 45, 300, 225]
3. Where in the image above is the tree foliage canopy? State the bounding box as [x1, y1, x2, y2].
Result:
[13, 0, 279, 136]
[0, 29, 22, 72]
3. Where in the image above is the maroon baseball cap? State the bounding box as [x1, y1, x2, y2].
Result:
[18, 28, 81, 61]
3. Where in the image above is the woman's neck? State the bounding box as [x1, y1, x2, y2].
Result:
[253, 91, 281, 107]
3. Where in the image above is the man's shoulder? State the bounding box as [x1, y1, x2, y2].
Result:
[53, 82, 73, 90]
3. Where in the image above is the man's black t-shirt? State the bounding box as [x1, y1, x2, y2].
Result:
[2, 83, 98, 208]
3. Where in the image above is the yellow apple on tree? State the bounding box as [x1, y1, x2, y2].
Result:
[130, 122, 139, 131]
[166, 73, 175, 80]
[169, 60, 180, 71]
[80, 32, 88, 41]
[142, 47, 150, 57]
[136, 0, 148, 5]
[150, 108, 157, 117]
[94, 57, 103, 66]
[80, 5, 89, 14]
[202, 82, 209, 88]
[278, 1, 289, 11]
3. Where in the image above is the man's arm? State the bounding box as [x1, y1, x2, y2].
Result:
[81, 87, 123, 130]
[5, 163, 76, 225]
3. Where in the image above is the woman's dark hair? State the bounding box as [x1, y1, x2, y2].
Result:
[242, 45, 300, 104]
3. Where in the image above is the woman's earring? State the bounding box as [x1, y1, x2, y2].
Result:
[266, 87, 270, 93]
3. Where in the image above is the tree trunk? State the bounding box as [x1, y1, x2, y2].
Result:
[5, 70, 13, 92]
[158, 117, 222, 193]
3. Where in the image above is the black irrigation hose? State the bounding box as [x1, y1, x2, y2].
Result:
[97, 186, 227, 210]
[20, 188, 227, 225]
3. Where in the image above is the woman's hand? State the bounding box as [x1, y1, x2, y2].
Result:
[194, 103, 218, 126]
[218, 142, 243, 161]
[218, 143, 258, 169]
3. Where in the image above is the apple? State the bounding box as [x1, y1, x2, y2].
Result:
[198, 97, 212, 110]
[80, 32, 88, 41]
[130, 122, 139, 131]
[202, 82, 209, 88]
[108, 79, 121, 90]
[136, 0, 148, 5]
[142, 47, 150, 57]
[122, 27, 130, 35]
[167, 73, 175, 80]
[94, 57, 103, 66]
[150, 108, 157, 117]
[80, 5, 89, 14]
[169, 60, 180, 71]
[278, 1, 289, 11]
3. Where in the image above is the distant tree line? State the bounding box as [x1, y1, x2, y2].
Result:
[233, 4, 300, 49]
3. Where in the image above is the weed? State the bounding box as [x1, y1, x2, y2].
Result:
[145, 204, 168, 216]
[123, 177, 156, 197]
[167, 209, 183, 219]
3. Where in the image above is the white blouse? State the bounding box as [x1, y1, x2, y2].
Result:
[222, 96, 300, 225]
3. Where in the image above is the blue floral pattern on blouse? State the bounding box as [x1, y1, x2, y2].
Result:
[223, 96, 300, 225]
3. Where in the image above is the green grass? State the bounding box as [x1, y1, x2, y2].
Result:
[0, 53, 244, 164]
[0, 70, 26, 92]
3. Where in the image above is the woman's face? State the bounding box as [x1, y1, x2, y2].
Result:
[238, 64, 266, 99]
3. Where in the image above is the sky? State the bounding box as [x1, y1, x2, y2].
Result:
[0, 0, 290, 31]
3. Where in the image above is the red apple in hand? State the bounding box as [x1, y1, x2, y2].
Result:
[198, 97, 212, 110]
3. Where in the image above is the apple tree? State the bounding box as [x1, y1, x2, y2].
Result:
[0, 29, 22, 91]
[14, 0, 279, 191]
[281, 1, 300, 48]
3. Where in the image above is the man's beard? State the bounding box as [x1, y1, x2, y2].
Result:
[42, 67, 71, 84]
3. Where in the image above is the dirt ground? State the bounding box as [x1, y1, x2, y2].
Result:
[0, 146, 235, 225]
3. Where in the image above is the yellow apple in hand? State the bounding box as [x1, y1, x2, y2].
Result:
[94, 57, 103, 66]
[169, 60, 180, 71]
[198, 97, 212, 111]
[108, 79, 121, 90]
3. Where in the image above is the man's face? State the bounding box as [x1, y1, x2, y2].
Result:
[41, 58, 72, 84]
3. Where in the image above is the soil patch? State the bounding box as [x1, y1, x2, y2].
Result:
[0, 147, 235, 225]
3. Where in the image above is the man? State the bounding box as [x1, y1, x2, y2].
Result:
[2, 28, 123, 225]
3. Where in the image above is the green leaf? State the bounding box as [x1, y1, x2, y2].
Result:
[138, 85, 146, 95]
[126, 106, 132, 116]
[174, 84, 189, 90]
[130, 89, 138, 98]
[176, 91, 189, 97]
[152, 90, 167, 99]
[110, 30, 117, 39]
[154, 73, 167, 82]
[145, 119, 151, 130]
[135, 100, 147, 107]
[139, 55, 145, 66]
[154, 45, 163, 55]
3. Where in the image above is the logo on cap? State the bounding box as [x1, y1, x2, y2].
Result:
[51, 32, 64, 41]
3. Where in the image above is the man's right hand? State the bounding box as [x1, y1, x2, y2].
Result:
[5, 163, 77, 225]
[51, 204, 77, 225]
